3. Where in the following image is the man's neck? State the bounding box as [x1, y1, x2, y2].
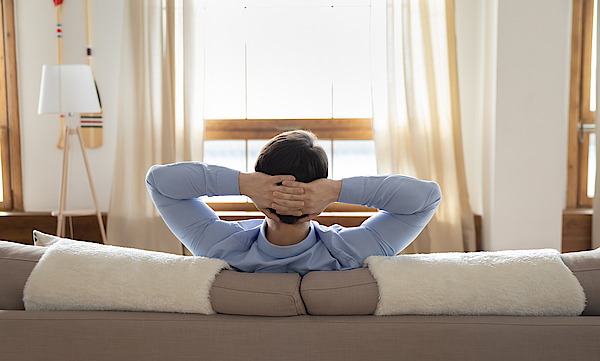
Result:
[265, 218, 311, 246]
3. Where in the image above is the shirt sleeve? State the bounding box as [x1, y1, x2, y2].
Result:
[330, 175, 441, 264]
[145, 162, 243, 256]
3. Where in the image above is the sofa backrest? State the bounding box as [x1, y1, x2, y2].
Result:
[2, 240, 600, 316]
[0, 241, 46, 310]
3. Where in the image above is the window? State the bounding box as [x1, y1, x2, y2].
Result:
[176, 0, 378, 207]
[568, 0, 597, 208]
[0, 0, 22, 211]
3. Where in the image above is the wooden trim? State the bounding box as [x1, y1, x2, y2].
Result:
[0, 1, 9, 211]
[0, 0, 21, 211]
[207, 201, 376, 213]
[4, 0, 22, 211]
[0, 212, 108, 245]
[0, 128, 10, 210]
[579, 0, 595, 123]
[0, 211, 484, 252]
[578, 0, 595, 207]
[567, 0, 589, 209]
[578, 132, 593, 207]
[567, 0, 584, 208]
[562, 209, 592, 252]
[205, 118, 373, 140]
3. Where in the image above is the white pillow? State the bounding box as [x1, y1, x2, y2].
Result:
[32, 230, 94, 247]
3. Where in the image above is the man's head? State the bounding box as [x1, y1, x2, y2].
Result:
[255, 130, 328, 224]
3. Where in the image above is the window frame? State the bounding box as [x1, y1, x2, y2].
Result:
[192, 1, 377, 216]
[204, 118, 377, 214]
[204, 118, 373, 141]
[568, 0, 595, 208]
[0, 0, 23, 211]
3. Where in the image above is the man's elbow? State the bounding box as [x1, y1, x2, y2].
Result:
[431, 182, 442, 202]
[145, 165, 161, 189]
[427, 182, 442, 208]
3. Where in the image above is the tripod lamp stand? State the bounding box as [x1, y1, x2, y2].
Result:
[37, 64, 107, 243]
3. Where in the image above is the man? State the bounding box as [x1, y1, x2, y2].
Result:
[146, 130, 441, 275]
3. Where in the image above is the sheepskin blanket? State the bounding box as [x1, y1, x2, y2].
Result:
[365, 249, 586, 316]
[23, 239, 230, 314]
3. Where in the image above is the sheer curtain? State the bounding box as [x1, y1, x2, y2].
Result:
[372, 0, 475, 253]
[107, 0, 204, 253]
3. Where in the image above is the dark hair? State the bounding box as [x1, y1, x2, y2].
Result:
[255, 130, 328, 224]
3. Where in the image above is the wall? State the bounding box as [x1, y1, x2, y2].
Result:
[455, 0, 484, 216]
[456, 0, 571, 251]
[14, 0, 572, 251]
[15, 0, 123, 212]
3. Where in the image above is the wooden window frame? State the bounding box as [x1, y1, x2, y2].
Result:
[204, 118, 376, 214]
[205, 118, 373, 140]
[0, 0, 22, 211]
[568, 0, 595, 209]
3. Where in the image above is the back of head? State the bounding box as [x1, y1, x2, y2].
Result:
[255, 130, 328, 224]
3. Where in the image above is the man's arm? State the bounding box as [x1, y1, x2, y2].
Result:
[146, 162, 243, 255]
[275, 175, 441, 261]
[146, 162, 305, 254]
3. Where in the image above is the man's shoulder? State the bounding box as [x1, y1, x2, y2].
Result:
[231, 218, 264, 230]
[313, 221, 345, 235]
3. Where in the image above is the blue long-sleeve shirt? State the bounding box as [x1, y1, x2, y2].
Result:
[146, 162, 441, 275]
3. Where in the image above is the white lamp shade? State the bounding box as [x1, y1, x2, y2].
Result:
[38, 64, 101, 115]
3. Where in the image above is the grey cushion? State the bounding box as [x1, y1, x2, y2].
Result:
[210, 270, 306, 316]
[0, 241, 46, 310]
[300, 268, 378, 315]
[561, 248, 600, 315]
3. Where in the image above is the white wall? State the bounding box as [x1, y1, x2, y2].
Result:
[456, 0, 571, 251]
[455, 0, 485, 216]
[15, 0, 123, 212]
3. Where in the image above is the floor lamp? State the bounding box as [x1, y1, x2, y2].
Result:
[37, 64, 107, 244]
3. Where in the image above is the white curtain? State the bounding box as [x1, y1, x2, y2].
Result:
[107, 0, 204, 253]
[373, 0, 476, 253]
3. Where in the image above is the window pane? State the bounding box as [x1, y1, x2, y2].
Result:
[246, 7, 333, 119]
[201, 1, 372, 119]
[332, 140, 377, 179]
[203, 140, 247, 202]
[588, 132, 596, 198]
[247, 139, 334, 178]
[591, 0, 598, 112]
[247, 139, 269, 172]
[331, 7, 372, 118]
[319, 140, 333, 179]
[203, 8, 247, 119]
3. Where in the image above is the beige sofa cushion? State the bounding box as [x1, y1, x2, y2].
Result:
[211, 270, 306, 316]
[300, 268, 378, 315]
[302, 251, 600, 316]
[561, 248, 600, 315]
[0, 240, 305, 316]
[0, 241, 46, 310]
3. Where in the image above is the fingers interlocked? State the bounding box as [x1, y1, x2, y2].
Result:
[270, 184, 304, 216]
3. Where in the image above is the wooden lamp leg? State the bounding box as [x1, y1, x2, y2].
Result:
[56, 124, 71, 237]
[75, 126, 107, 244]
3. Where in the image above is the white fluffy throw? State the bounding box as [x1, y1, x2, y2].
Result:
[23, 239, 230, 314]
[365, 249, 586, 316]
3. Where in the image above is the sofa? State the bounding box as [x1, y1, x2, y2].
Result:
[1, 240, 600, 361]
